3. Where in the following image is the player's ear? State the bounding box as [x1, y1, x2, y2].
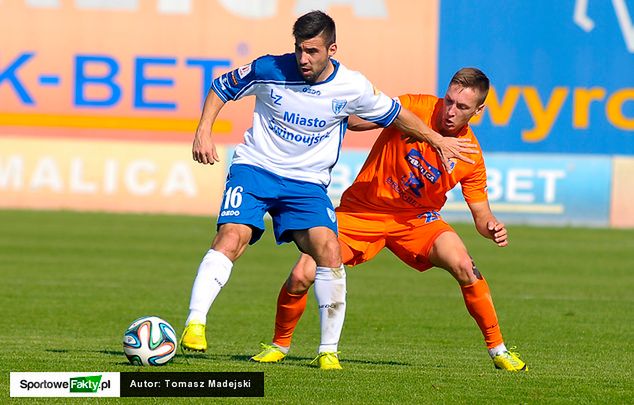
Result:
[328, 42, 337, 57]
[474, 103, 485, 116]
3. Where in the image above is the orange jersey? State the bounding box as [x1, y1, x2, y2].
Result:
[339, 94, 488, 215]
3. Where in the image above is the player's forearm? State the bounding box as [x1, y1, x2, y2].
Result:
[196, 90, 226, 136]
[392, 107, 443, 147]
[469, 201, 497, 239]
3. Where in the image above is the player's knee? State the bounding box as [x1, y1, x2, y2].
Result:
[449, 255, 479, 285]
[287, 258, 316, 292]
[212, 229, 249, 261]
[286, 272, 313, 293]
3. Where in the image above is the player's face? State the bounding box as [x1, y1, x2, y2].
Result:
[294, 35, 337, 83]
[439, 84, 485, 135]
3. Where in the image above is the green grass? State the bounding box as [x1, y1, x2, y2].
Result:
[1, 209, 633, 404]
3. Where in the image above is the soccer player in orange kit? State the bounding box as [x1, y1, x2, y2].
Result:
[251, 67, 528, 371]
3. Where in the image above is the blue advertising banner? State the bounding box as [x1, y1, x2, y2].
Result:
[443, 153, 612, 227]
[439, 0, 634, 155]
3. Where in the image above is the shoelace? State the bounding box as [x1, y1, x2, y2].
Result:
[310, 351, 341, 365]
[258, 342, 277, 351]
[501, 347, 523, 365]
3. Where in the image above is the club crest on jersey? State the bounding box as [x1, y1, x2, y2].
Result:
[237, 63, 252, 79]
[332, 99, 347, 114]
[446, 158, 456, 174]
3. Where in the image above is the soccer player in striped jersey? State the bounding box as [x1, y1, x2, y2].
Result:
[180, 11, 478, 370]
[252, 68, 528, 371]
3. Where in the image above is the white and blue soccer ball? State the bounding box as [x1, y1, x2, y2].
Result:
[123, 316, 177, 366]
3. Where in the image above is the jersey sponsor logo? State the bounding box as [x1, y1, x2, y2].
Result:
[267, 118, 330, 146]
[406, 149, 441, 183]
[282, 111, 327, 128]
[229, 71, 238, 86]
[220, 209, 240, 217]
[237, 63, 252, 78]
[385, 176, 426, 209]
[331, 99, 347, 114]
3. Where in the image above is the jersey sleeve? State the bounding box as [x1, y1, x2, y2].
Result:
[211, 55, 270, 102]
[460, 156, 489, 203]
[397, 94, 413, 110]
[352, 75, 401, 127]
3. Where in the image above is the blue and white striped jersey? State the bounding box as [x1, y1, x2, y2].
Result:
[212, 53, 401, 186]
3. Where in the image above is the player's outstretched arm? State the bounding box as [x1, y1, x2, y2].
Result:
[468, 200, 508, 247]
[192, 90, 226, 165]
[393, 107, 479, 170]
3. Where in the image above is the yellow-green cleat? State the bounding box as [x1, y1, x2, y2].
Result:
[180, 323, 207, 352]
[493, 349, 527, 371]
[311, 352, 342, 370]
[250, 343, 287, 363]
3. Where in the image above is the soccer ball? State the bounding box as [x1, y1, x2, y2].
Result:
[123, 316, 177, 366]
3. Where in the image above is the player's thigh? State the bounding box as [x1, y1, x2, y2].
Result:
[427, 230, 470, 270]
[217, 164, 273, 244]
[271, 179, 338, 244]
[335, 210, 388, 267]
[292, 226, 341, 267]
[386, 217, 455, 272]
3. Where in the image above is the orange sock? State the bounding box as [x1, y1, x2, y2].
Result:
[460, 278, 504, 349]
[272, 284, 308, 348]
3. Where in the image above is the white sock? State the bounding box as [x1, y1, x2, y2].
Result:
[272, 344, 289, 354]
[314, 265, 346, 353]
[488, 343, 508, 358]
[185, 249, 233, 325]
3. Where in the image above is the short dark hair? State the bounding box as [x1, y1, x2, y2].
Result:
[293, 10, 336, 46]
[450, 67, 490, 105]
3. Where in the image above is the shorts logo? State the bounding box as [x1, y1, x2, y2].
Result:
[332, 99, 347, 114]
[327, 207, 336, 223]
[237, 63, 252, 78]
[418, 210, 441, 223]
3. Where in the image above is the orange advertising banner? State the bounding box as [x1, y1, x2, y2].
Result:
[0, 137, 226, 215]
[0, 1, 438, 149]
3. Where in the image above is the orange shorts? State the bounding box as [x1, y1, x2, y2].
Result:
[335, 208, 455, 272]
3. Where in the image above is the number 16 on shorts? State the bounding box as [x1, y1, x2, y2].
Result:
[220, 186, 243, 217]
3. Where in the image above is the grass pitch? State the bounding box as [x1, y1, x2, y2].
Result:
[1, 209, 633, 404]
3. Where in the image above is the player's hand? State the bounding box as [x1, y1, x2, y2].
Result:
[435, 137, 479, 172]
[487, 221, 508, 247]
[192, 133, 220, 165]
